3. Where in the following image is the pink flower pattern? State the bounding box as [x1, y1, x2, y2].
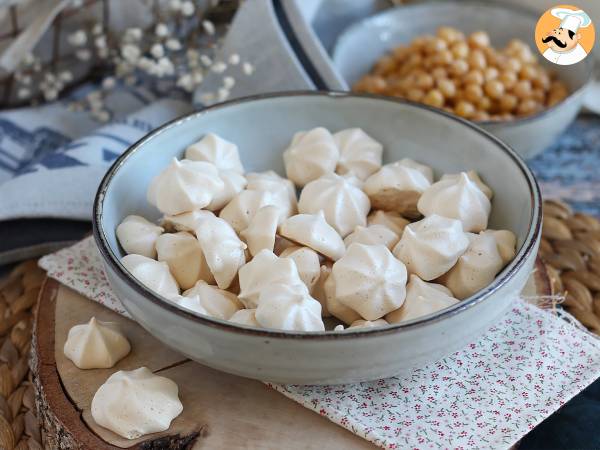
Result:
[40, 237, 600, 449]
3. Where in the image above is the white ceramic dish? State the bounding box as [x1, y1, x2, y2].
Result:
[93, 91, 541, 384]
[331, 0, 593, 159]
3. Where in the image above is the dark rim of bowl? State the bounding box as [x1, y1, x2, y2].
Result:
[332, 0, 595, 127]
[93, 90, 542, 340]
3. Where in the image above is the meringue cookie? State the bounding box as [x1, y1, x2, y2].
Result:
[483, 229, 517, 265]
[91, 367, 183, 440]
[161, 210, 215, 233]
[121, 254, 179, 298]
[156, 232, 214, 289]
[438, 232, 504, 299]
[417, 172, 491, 232]
[280, 246, 321, 292]
[364, 160, 432, 218]
[331, 243, 407, 320]
[348, 319, 389, 329]
[207, 169, 247, 211]
[343, 224, 399, 250]
[246, 170, 298, 220]
[147, 158, 224, 215]
[240, 205, 279, 257]
[238, 249, 304, 308]
[324, 274, 361, 325]
[255, 283, 325, 332]
[219, 189, 273, 233]
[116, 215, 163, 259]
[367, 210, 410, 235]
[312, 262, 333, 317]
[229, 308, 260, 327]
[333, 128, 383, 180]
[441, 170, 493, 199]
[396, 158, 434, 183]
[298, 173, 370, 237]
[174, 281, 243, 319]
[283, 127, 339, 187]
[279, 211, 345, 261]
[333, 324, 345, 331]
[392, 214, 470, 281]
[64, 317, 131, 369]
[184, 133, 244, 173]
[386, 274, 458, 323]
[194, 216, 246, 289]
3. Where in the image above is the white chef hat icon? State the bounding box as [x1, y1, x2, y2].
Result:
[551, 8, 592, 33]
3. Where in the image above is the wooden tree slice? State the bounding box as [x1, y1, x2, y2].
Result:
[32, 260, 551, 449]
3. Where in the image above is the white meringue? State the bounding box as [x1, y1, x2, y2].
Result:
[417, 172, 491, 232]
[280, 246, 321, 292]
[229, 309, 260, 327]
[331, 243, 407, 320]
[147, 158, 224, 215]
[312, 262, 333, 317]
[298, 173, 370, 237]
[386, 274, 459, 323]
[207, 169, 247, 211]
[441, 170, 493, 199]
[348, 319, 389, 329]
[367, 210, 410, 235]
[343, 224, 399, 250]
[333, 128, 383, 180]
[396, 158, 434, 183]
[364, 160, 432, 218]
[116, 215, 164, 259]
[238, 249, 304, 309]
[333, 324, 345, 331]
[64, 317, 131, 369]
[161, 210, 215, 233]
[323, 274, 361, 325]
[483, 229, 517, 265]
[255, 283, 325, 332]
[219, 189, 273, 233]
[279, 211, 345, 261]
[392, 214, 470, 281]
[184, 133, 244, 173]
[121, 254, 179, 298]
[246, 170, 298, 220]
[156, 231, 214, 289]
[240, 205, 279, 257]
[91, 367, 183, 440]
[173, 281, 243, 319]
[194, 216, 246, 289]
[438, 232, 504, 299]
[283, 127, 339, 187]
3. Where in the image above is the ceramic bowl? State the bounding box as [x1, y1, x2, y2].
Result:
[93, 91, 541, 384]
[331, 0, 593, 159]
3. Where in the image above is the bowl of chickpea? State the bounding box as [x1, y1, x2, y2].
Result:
[332, 0, 593, 159]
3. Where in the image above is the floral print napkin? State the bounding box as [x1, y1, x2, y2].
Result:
[39, 237, 600, 449]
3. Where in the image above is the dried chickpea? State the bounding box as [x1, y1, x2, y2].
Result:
[431, 50, 453, 66]
[477, 96, 492, 112]
[468, 31, 490, 48]
[437, 78, 456, 98]
[415, 72, 435, 90]
[467, 50, 487, 70]
[499, 71, 518, 89]
[505, 57, 522, 73]
[532, 88, 546, 103]
[437, 26, 462, 43]
[449, 59, 469, 76]
[517, 99, 540, 116]
[464, 70, 484, 86]
[519, 64, 538, 81]
[499, 94, 518, 112]
[373, 55, 396, 75]
[425, 37, 448, 54]
[513, 80, 532, 99]
[484, 67, 499, 82]
[463, 84, 483, 103]
[451, 41, 469, 59]
[484, 79, 504, 99]
[472, 111, 490, 121]
[532, 71, 550, 90]
[423, 89, 445, 108]
[455, 100, 476, 118]
[431, 67, 448, 80]
[406, 88, 425, 102]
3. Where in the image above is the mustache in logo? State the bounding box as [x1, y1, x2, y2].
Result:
[542, 35, 567, 48]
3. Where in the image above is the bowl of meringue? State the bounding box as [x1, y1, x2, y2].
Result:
[93, 91, 541, 384]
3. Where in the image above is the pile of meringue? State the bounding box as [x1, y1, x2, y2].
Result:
[116, 128, 517, 332]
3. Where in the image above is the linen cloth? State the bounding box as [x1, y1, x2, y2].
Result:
[39, 237, 600, 449]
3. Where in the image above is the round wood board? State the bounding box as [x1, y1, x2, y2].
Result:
[32, 259, 551, 449]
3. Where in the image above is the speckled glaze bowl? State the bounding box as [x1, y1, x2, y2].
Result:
[93, 92, 541, 384]
[332, 0, 593, 159]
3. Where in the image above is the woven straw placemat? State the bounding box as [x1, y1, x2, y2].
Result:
[0, 199, 596, 449]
